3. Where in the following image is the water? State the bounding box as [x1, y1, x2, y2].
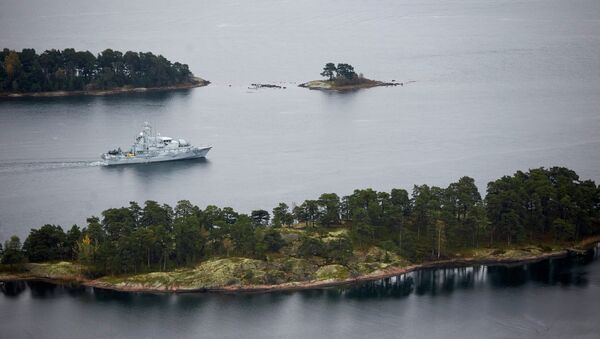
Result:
[1, 249, 599, 338]
[0, 0, 599, 239]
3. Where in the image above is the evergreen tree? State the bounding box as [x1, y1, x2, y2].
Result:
[2, 236, 25, 267]
[23, 224, 67, 262]
[320, 62, 336, 81]
[272, 203, 293, 227]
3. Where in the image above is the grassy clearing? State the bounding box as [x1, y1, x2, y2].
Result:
[26, 261, 84, 279]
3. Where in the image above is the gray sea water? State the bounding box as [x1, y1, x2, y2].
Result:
[1, 0, 599, 240]
[0, 1, 599, 337]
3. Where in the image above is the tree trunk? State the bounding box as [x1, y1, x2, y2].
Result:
[437, 227, 441, 259]
[398, 229, 402, 254]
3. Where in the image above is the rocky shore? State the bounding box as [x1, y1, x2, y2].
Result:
[249, 83, 286, 89]
[299, 79, 412, 91]
[2, 237, 597, 294]
[0, 77, 210, 98]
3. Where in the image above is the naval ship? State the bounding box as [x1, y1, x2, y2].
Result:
[101, 122, 211, 165]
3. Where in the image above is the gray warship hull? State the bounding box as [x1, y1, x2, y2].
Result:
[102, 146, 211, 166]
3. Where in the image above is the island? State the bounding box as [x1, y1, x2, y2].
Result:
[299, 62, 403, 91]
[1, 166, 599, 293]
[0, 48, 209, 98]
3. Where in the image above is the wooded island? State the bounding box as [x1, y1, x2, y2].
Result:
[1, 166, 599, 292]
[300, 62, 402, 90]
[0, 48, 208, 97]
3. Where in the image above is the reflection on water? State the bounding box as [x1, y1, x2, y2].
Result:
[0, 160, 104, 174]
[2, 246, 597, 302]
[100, 157, 211, 174]
[342, 246, 598, 299]
[0, 157, 210, 175]
[101, 158, 212, 188]
[96, 88, 193, 103]
[0, 88, 192, 106]
[0, 280, 26, 297]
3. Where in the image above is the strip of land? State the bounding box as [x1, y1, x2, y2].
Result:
[2, 167, 598, 294]
[0, 77, 209, 98]
[2, 237, 597, 294]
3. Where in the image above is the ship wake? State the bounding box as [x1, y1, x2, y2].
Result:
[0, 160, 104, 174]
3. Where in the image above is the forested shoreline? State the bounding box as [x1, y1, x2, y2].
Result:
[1, 167, 599, 284]
[0, 48, 198, 94]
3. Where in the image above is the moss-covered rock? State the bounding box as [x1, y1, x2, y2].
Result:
[355, 262, 393, 275]
[299, 80, 333, 89]
[315, 264, 350, 281]
[98, 257, 269, 290]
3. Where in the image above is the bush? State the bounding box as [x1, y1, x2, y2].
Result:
[298, 236, 325, 258]
[263, 229, 285, 252]
[323, 237, 353, 264]
[379, 240, 398, 253]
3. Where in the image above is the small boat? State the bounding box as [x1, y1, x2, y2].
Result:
[101, 122, 211, 165]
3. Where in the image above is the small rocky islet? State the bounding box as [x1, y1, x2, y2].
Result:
[299, 62, 411, 91]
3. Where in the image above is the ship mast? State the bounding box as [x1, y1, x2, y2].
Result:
[143, 121, 152, 151]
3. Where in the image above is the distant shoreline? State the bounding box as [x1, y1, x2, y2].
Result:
[2, 238, 597, 294]
[0, 77, 210, 98]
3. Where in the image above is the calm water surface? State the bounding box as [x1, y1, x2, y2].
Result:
[1, 1, 600, 337]
[1, 248, 599, 339]
[1, 0, 599, 239]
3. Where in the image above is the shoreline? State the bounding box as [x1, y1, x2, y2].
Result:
[0, 77, 210, 98]
[208, 250, 572, 294]
[298, 79, 409, 91]
[3, 238, 597, 294]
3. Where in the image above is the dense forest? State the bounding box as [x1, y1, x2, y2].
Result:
[0, 48, 194, 93]
[1, 167, 599, 276]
